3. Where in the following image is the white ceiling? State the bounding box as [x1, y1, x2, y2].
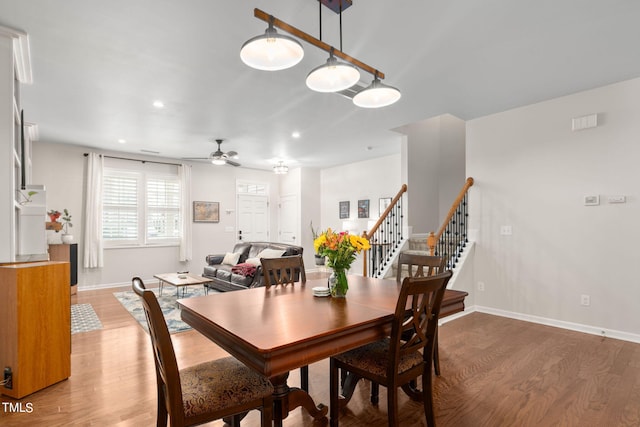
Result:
[2, 0, 640, 171]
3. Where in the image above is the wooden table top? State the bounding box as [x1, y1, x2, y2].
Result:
[178, 276, 400, 377]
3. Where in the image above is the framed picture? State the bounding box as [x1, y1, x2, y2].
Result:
[193, 201, 220, 223]
[358, 199, 370, 218]
[379, 197, 392, 215]
[339, 201, 350, 219]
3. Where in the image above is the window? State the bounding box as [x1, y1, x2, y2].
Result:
[103, 164, 182, 247]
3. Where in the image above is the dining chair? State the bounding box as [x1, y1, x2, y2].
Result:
[329, 270, 453, 427]
[261, 254, 307, 288]
[260, 255, 310, 392]
[396, 252, 448, 376]
[132, 277, 274, 427]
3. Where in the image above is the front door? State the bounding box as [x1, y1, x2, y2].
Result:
[237, 195, 269, 242]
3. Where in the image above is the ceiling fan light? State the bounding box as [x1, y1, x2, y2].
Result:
[353, 77, 401, 108]
[240, 25, 304, 71]
[211, 158, 226, 166]
[306, 55, 360, 92]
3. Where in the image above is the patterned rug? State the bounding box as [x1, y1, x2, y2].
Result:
[113, 286, 212, 334]
[71, 303, 103, 334]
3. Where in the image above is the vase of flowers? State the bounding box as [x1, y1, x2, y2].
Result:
[314, 228, 370, 297]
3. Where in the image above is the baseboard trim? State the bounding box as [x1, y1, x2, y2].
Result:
[466, 305, 640, 344]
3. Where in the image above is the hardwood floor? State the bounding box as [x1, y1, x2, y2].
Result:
[2, 283, 640, 426]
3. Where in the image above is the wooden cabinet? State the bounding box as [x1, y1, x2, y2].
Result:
[0, 261, 71, 399]
[48, 243, 78, 294]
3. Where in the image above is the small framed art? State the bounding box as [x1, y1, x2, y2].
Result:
[193, 201, 220, 223]
[339, 201, 350, 219]
[358, 199, 370, 218]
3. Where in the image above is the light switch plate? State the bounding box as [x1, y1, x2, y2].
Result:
[500, 225, 512, 235]
[584, 195, 599, 206]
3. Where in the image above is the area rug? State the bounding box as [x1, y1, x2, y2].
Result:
[71, 303, 103, 334]
[113, 286, 212, 334]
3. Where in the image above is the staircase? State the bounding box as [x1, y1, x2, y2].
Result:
[363, 178, 474, 281]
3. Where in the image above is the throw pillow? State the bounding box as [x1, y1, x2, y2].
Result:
[257, 248, 286, 259]
[245, 257, 262, 267]
[222, 252, 241, 265]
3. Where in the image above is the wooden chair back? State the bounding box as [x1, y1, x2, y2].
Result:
[132, 277, 185, 425]
[389, 271, 452, 378]
[261, 255, 306, 288]
[396, 252, 447, 283]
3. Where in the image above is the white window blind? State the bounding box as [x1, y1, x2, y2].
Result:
[102, 165, 182, 247]
[103, 172, 139, 242]
[146, 176, 180, 240]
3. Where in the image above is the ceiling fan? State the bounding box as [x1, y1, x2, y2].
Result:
[184, 139, 240, 167]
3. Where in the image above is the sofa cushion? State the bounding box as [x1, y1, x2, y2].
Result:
[215, 267, 232, 282]
[256, 248, 286, 259]
[222, 252, 241, 265]
[231, 243, 252, 263]
[203, 265, 219, 277]
[245, 257, 262, 267]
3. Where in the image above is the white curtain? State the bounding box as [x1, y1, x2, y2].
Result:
[83, 153, 104, 268]
[179, 163, 192, 262]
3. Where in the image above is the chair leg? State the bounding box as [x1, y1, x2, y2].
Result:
[300, 365, 309, 392]
[330, 359, 340, 427]
[434, 326, 441, 376]
[422, 367, 436, 427]
[387, 384, 399, 427]
[370, 381, 379, 405]
[261, 397, 273, 427]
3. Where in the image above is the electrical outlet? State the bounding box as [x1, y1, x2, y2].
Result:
[580, 294, 590, 306]
[477, 281, 485, 291]
[500, 225, 512, 235]
[4, 367, 12, 389]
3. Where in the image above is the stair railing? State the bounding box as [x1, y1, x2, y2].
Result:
[427, 177, 474, 269]
[362, 184, 408, 278]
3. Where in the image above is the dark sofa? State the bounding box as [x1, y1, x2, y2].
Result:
[203, 241, 304, 292]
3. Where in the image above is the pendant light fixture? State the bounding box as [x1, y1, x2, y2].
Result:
[240, 18, 304, 71]
[273, 161, 289, 174]
[306, 49, 360, 92]
[241, 7, 401, 108]
[353, 73, 402, 108]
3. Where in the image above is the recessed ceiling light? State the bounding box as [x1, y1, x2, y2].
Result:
[152, 100, 164, 108]
[292, 131, 300, 138]
[117, 138, 126, 144]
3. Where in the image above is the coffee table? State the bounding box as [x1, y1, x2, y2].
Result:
[153, 272, 213, 297]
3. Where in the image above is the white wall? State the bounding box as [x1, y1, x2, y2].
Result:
[395, 114, 466, 233]
[32, 141, 281, 288]
[320, 154, 402, 274]
[467, 77, 640, 337]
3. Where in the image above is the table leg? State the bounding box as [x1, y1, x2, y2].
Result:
[159, 279, 164, 296]
[270, 372, 328, 426]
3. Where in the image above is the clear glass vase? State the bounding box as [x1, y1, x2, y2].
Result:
[329, 268, 348, 298]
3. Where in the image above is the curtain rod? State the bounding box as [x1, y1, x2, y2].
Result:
[83, 153, 182, 167]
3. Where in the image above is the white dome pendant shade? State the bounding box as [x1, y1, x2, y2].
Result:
[240, 24, 304, 71]
[353, 76, 401, 108]
[306, 53, 360, 92]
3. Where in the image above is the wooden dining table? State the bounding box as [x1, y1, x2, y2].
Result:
[178, 275, 467, 426]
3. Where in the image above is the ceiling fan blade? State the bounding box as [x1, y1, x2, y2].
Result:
[226, 151, 238, 158]
[226, 159, 241, 167]
[181, 157, 210, 160]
